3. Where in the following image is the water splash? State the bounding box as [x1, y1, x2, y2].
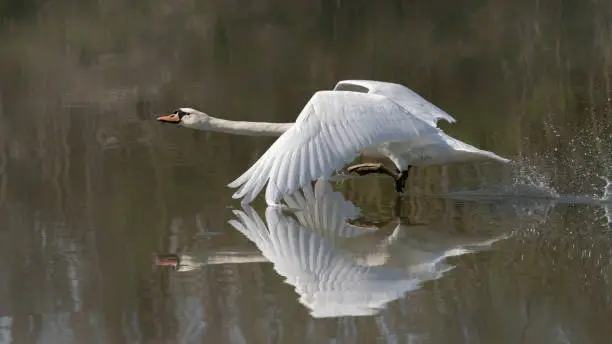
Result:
[425, 157, 612, 226]
[430, 158, 560, 201]
[433, 114, 612, 226]
[600, 176, 612, 226]
[503, 157, 560, 199]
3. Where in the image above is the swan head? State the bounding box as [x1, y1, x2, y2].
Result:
[156, 107, 212, 128]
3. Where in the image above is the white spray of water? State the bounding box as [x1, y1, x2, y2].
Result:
[600, 176, 612, 226]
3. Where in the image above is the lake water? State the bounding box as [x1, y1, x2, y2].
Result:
[0, 1, 611, 343]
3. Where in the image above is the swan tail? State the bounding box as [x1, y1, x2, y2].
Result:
[479, 150, 511, 164]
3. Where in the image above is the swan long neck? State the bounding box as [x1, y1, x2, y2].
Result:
[206, 117, 293, 136]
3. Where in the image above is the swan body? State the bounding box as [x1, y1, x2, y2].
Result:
[157, 79, 510, 205]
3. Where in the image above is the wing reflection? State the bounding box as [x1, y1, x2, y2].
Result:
[228, 180, 509, 318]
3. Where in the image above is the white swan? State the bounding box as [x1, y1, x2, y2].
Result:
[157, 79, 510, 205]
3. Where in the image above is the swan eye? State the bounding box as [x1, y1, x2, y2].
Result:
[174, 110, 188, 118]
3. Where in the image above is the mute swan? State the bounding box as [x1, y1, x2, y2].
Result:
[157, 80, 510, 205]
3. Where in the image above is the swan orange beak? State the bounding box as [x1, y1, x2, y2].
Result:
[156, 114, 180, 123]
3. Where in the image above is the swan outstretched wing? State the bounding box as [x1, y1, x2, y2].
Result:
[228, 90, 440, 205]
[333, 79, 456, 126]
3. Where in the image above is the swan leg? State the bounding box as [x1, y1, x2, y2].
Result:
[346, 163, 411, 193]
[347, 217, 395, 230]
[346, 163, 399, 179]
[394, 167, 410, 193]
[393, 194, 403, 217]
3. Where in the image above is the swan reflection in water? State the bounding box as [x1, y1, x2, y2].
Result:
[157, 180, 510, 317]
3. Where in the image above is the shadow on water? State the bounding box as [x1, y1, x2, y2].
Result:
[0, 0, 611, 343]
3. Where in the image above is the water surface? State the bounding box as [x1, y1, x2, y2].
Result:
[1, 1, 612, 343]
